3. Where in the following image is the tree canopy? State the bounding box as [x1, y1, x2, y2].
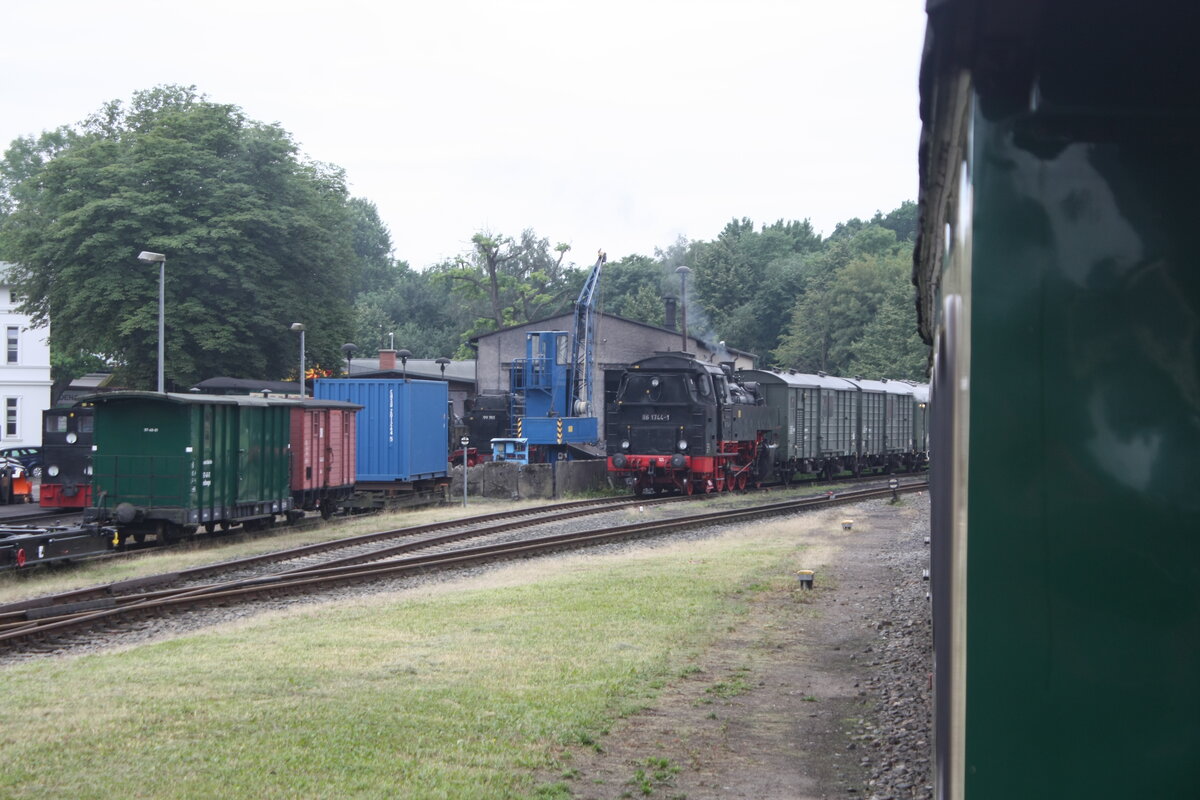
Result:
[0, 83, 927, 388]
[0, 85, 369, 389]
[429, 230, 583, 343]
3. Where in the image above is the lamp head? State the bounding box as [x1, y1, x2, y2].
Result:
[138, 251, 166, 263]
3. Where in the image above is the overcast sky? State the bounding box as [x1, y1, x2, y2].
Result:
[2, 0, 926, 270]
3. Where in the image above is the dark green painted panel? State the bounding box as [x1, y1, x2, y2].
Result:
[965, 109, 1200, 797]
[91, 395, 293, 527]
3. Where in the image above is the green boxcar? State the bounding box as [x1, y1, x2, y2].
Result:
[83, 392, 292, 539]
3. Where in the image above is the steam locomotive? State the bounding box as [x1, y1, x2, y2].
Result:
[605, 352, 927, 494]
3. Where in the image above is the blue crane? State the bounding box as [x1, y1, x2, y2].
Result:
[569, 250, 606, 417]
[503, 250, 606, 461]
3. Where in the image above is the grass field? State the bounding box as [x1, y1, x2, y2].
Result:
[0, 516, 820, 799]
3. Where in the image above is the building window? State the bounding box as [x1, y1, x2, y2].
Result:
[6, 326, 17, 364]
[5, 398, 17, 438]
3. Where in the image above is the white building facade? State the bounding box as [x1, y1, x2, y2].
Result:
[0, 263, 53, 447]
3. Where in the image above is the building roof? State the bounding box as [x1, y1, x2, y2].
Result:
[192, 376, 304, 395]
[467, 310, 757, 360]
[346, 358, 476, 383]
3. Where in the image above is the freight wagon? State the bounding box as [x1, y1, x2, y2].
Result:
[288, 397, 358, 518]
[738, 370, 859, 479]
[737, 370, 929, 481]
[83, 392, 295, 542]
[5, 392, 362, 566]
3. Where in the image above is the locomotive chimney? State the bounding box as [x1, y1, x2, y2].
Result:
[379, 349, 397, 371]
[664, 297, 677, 331]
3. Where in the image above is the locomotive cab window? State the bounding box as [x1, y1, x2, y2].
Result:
[79, 415, 94, 433]
[618, 374, 693, 404]
[46, 415, 68, 433]
[714, 376, 732, 404]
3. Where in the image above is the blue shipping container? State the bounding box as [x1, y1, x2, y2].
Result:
[314, 379, 448, 482]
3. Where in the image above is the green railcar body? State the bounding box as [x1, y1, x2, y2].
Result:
[85, 392, 292, 536]
[918, 2, 1200, 798]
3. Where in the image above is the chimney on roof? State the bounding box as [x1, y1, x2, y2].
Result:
[379, 349, 397, 371]
[664, 297, 677, 331]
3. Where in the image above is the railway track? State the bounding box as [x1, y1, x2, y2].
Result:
[0, 479, 926, 653]
[0, 508, 83, 526]
[0, 491, 693, 616]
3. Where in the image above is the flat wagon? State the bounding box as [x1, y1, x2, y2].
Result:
[313, 379, 448, 505]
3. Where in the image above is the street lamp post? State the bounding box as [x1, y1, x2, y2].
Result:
[460, 436, 470, 507]
[398, 349, 412, 381]
[290, 323, 306, 396]
[341, 343, 358, 377]
[138, 251, 167, 392]
[675, 265, 692, 353]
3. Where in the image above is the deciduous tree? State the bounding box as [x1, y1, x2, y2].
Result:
[0, 85, 361, 389]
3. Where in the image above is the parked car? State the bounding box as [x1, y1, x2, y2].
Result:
[0, 446, 42, 475]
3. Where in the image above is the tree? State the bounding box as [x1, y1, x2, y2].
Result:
[771, 222, 927, 376]
[683, 218, 823, 357]
[0, 85, 361, 389]
[432, 229, 579, 336]
[351, 262, 463, 359]
[846, 280, 930, 381]
[348, 198, 401, 297]
[597, 254, 667, 323]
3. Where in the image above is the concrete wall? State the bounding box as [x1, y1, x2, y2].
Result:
[448, 458, 609, 500]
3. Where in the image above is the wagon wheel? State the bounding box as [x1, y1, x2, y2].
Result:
[320, 499, 334, 520]
[736, 473, 748, 491]
[682, 478, 695, 495]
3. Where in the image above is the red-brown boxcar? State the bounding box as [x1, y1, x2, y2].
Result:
[287, 397, 360, 518]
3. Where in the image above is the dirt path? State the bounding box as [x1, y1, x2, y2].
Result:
[546, 495, 931, 800]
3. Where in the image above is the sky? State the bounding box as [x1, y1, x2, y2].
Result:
[1, 0, 927, 271]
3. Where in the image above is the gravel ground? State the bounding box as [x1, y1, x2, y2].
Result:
[850, 497, 933, 800]
[543, 493, 934, 799]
